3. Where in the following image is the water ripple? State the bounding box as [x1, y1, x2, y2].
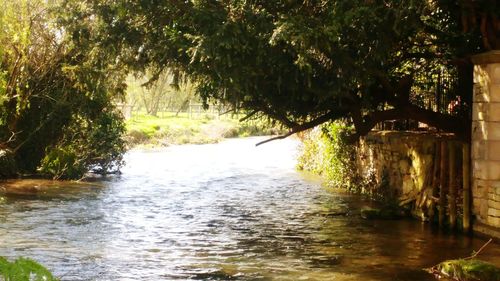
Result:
[0, 137, 499, 280]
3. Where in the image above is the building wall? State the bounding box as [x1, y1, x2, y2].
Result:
[471, 51, 500, 236]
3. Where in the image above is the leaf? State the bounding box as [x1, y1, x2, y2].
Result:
[0, 257, 57, 281]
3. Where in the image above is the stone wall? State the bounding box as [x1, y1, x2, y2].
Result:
[471, 51, 500, 237]
[357, 131, 457, 220]
[358, 127, 500, 237]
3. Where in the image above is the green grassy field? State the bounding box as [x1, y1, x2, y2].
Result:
[125, 112, 283, 148]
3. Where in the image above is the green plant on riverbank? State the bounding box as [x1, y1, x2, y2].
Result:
[297, 122, 361, 191]
[125, 113, 283, 147]
[298, 123, 406, 218]
[0, 257, 57, 281]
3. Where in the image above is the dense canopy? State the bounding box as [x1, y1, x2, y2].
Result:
[63, 0, 498, 142]
[0, 0, 498, 177]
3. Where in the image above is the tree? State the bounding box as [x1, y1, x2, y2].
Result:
[126, 72, 171, 117]
[63, 0, 498, 143]
[0, 0, 126, 178]
[125, 70, 197, 116]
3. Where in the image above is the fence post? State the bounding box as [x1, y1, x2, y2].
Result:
[462, 143, 471, 233]
[439, 140, 448, 228]
[189, 100, 192, 119]
[448, 141, 457, 229]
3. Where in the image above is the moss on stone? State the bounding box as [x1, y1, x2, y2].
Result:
[427, 259, 500, 281]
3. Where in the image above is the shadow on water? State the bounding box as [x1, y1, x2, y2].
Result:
[0, 179, 104, 201]
[0, 137, 498, 281]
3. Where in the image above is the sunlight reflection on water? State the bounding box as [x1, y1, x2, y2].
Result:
[0, 137, 499, 280]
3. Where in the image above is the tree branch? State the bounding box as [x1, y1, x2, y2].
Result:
[239, 110, 258, 122]
[256, 110, 347, 146]
[347, 104, 468, 143]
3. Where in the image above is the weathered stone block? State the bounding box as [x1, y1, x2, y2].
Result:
[473, 64, 491, 103]
[488, 208, 500, 217]
[473, 180, 489, 199]
[473, 199, 483, 212]
[473, 160, 489, 179]
[490, 84, 500, 102]
[473, 65, 488, 84]
[487, 161, 500, 180]
[487, 122, 500, 140]
[488, 141, 500, 160]
[492, 64, 500, 84]
[488, 103, 500, 121]
[488, 216, 500, 227]
[481, 202, 489, 219]
[489, 199, 500, 210]
[474, 83, 490, 102]
[489, 192, 500, 202]
[472, 140, 487, 160]
[473, 64, 489, 84]
[473, 102, 488, 121]
[472, 121, 487, 140]
[481, 186, 490, 199]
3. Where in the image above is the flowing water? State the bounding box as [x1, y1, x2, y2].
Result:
[0, 137, 499, 281]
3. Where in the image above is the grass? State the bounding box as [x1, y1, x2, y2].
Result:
[125, 112, 284, 148]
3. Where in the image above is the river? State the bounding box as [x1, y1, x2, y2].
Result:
[0, 137, 499, 280]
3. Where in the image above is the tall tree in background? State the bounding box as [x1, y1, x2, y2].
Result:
[63, 1, 498, 142]
[125, 70, 197, 116]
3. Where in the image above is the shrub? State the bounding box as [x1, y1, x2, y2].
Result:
[297, 122, 361, 191]
[38, 110, 126, 179]
[38, 145, 86, 180]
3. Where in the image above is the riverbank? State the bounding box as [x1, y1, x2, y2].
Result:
[125, 113, 284, 148]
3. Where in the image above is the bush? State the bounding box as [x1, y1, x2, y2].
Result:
[38, 110, 126, 179]
[126, 129, 151, 145]
[38, 146, 86, 179]
[297, 122, 361, 191]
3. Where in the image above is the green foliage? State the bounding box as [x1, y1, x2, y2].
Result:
[297, 122, 360, 191]
[320, 123, 358, 190]
[0, 0, 127, 178]
[298, 124, 408, 207]
[296, 128, 324, 174]
[38, 110, 125, 179]
[39, 146, 84, 180]
[60, 0, 492, 139]
[0, 257, 57, 281]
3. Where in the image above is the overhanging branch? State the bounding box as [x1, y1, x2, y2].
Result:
[256, 110, 347, 146]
